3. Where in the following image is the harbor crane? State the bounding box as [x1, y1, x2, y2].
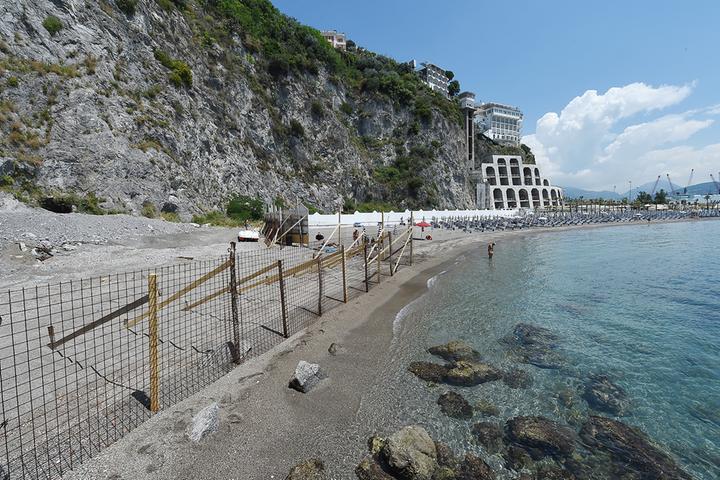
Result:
[666, 174, 679, 196]
[650, 175, 661, 196]
[684, 168, 694, 195]
[711, 174, 720, 194]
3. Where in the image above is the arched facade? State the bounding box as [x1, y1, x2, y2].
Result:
[493, 188, 505, 209]
[479, 155, 564, 210]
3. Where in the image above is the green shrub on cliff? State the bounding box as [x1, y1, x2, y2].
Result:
[226, 195, 264, 221]
[116, 0, 138, 15]
[43, 16, 63, 36]
[153, 49, 192, 87]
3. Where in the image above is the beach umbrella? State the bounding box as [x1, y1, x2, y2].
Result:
[415, 221, 431, 228]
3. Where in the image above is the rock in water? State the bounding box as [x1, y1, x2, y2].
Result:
[579, 416, 692, 479]
[408, 361, 448, 383]
[186, 402, 219, 442]
[381, 426, 438, 480]
[508, 323, 559, 347]
[285, 459, 326, 480]
[474, 399, 500, 417]
[505, 416, 575, 458]
[355, 456, 395, 480]
[289, 361, 323, 393]
[443, 361, 503, 386]
[504, 445, 533, 471]
[502, 323, 565, 369]
[583, 374, 629, 415]
[457, 453, 496, 480]
[428, 340, 482, 362]
[434, 442, 459, 470]
[437, 392, 473, 420]
[502, 369, 533, 389]
[471, 423, 504, 454]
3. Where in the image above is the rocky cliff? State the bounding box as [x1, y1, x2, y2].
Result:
[0, 0, 475, 218]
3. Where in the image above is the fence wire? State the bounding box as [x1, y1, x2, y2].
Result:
[0, 229, 413, 479]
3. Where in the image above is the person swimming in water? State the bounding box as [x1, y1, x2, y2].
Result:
[487, 242, 495, 258]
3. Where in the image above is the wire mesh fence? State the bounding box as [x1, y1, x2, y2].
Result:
[0, 228, 413, 479]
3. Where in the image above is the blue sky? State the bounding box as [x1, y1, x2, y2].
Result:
[273, 0, 720, 190]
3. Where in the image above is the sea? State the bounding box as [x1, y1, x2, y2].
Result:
[377, 219, 720, 479]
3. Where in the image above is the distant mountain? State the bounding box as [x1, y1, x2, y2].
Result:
[563, 179, 720, 201]
[561, 186, 621, 200]
[623, 180, 719, 198]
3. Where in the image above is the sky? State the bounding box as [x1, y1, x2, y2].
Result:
[272, 0, 720, 191]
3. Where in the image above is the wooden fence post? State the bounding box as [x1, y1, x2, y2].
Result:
[278, 260, 289, 338]
[387, 231, 393, 277]
[317, 256, 323, 316]
[341, 244, 348, 303]
[363, 241, 369, 292]
[409, 213, 414, 266]
[228, 242, 241, 363]
[148, 273, 160, 413]
[376, 238, 381, 284]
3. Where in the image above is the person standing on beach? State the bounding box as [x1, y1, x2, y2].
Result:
[487, 242, 495, 258]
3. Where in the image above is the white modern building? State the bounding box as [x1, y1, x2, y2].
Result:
[418, 63, 449, 97]
[475, 102, 523, 146]
[474, 155, 564, 209]
[321, 30, 346, 50]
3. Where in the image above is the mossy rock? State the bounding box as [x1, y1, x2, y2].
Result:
[428, 340, 481, 362]
[444, 361, 503, 387]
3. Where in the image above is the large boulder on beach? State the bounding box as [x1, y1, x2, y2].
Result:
[579, 416, 692, 479]
[428, 341, 482, 362]
[408, 361, 449, 383]
[443, 361, 503, 387]
[289, 361, 324, 393]
[471, 422, 504, 454]
[437, 392, 473, 420]
[285, 459, 327, 480]
[381, 426, 438, 480]
[186, 402, 219, 442]
[583, 374, 629, 415]
[505, 416, 575, 459]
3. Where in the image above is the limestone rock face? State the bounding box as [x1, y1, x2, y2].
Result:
[381, 426, 438, 480]
[0, 1, 474, 218]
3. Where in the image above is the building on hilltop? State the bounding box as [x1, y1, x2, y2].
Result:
[455, 95, 563, 209]
[321, 30, 346, 50]
[458, 92, 476, 169]
[418, 62, 450, 97]
[475, 156, 564, 210]
[474, 102, 523, 146]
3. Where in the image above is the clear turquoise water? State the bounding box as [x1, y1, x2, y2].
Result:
[384, 220, 720, 479]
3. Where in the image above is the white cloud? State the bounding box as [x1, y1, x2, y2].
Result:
[522, 82, 717, 190]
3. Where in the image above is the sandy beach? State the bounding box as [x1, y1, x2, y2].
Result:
[53, 217, 716, 480]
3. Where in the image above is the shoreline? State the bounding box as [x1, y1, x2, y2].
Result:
[57, 217, 719, 478]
